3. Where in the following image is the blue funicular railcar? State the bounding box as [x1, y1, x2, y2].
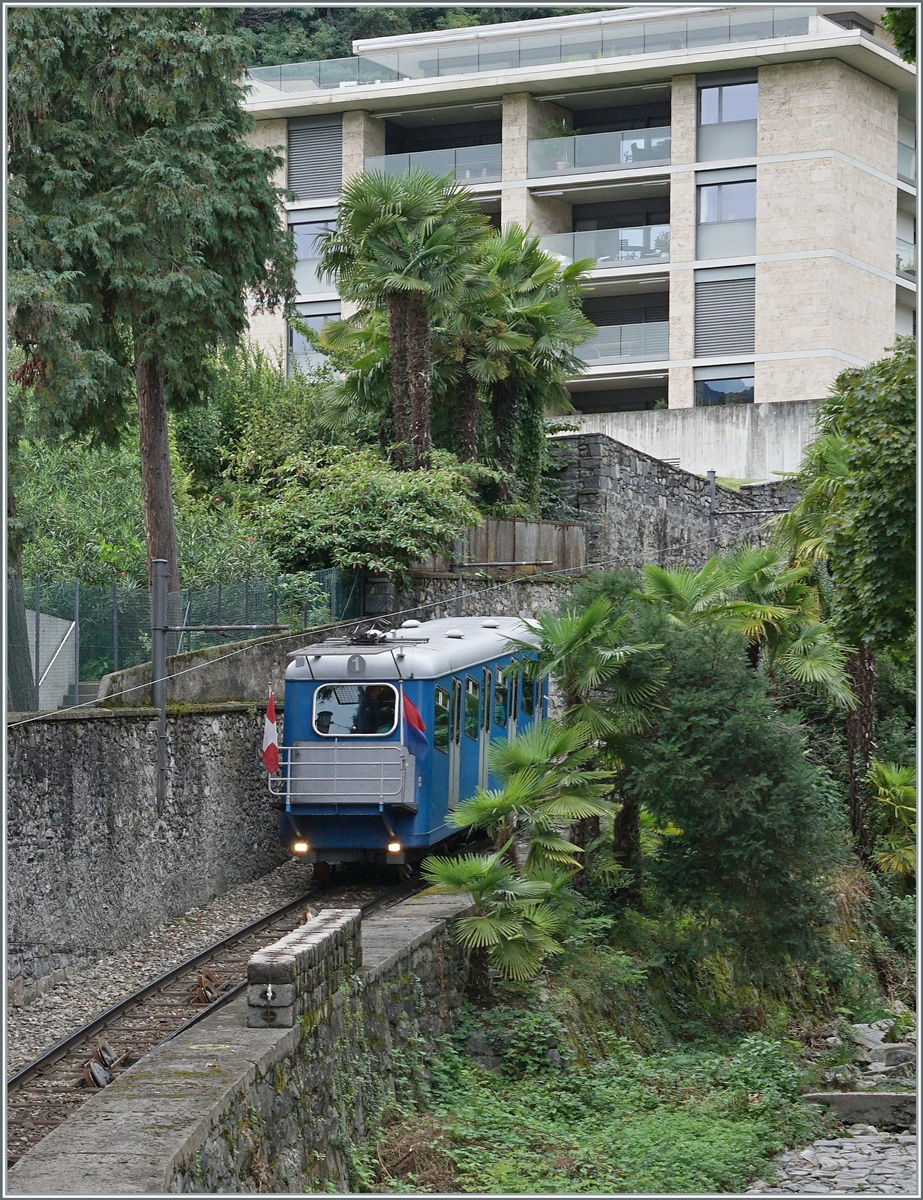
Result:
[270, 616, 547, 866]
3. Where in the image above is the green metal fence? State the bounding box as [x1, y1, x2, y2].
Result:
[7, 569, 362, 712]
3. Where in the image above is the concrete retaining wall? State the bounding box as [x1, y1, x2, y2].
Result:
[573, 400, 819, 480]
[6, 704, 285, 1004]
[7, 892, 471, 1195]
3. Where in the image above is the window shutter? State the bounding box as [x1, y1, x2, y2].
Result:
[288, 116, 342, 201]
[695, 278, 755, 356]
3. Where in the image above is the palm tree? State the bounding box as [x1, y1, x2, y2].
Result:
[472, 227, 595, 506]
[641, 546, 854, 707]
[512, 596, 667, 901]
[421, 849, 565, 990]
[449, 719, 614, 870]
[867, 760, 916, 878]
[317, 169, 488, 469]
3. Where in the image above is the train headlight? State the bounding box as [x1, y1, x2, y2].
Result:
[387, 841, 401, 854]
[293, 841, 309, 854]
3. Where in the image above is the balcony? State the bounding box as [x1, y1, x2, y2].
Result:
[542, 225, 670, 268]
[896, 237, 916, 276]
[528, 127, 670, 178]
[578, 321, 669, 365]
[246, 7, 823, 96]
[898, 142, 916, 184]
[365, 144, 502, 183]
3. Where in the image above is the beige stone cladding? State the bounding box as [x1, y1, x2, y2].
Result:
[670, 74, 697, 166]
[756, 156, 896, 272]
[668, 364, 695, 410]
[754, 256, 894, 402]
[755, 355, 842, 406]
[244, 118, 288, 352]
[245, 117, 288, 189]
[501, 92, 571, 233]
[342, 109, 385, 182]
[246, 304, 286, 357]
[757, 59, 898, 177]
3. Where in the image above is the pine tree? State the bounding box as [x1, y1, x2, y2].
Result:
[8, 8, 295, 591]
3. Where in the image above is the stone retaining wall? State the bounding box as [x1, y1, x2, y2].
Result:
[6, 892, 471, 1195]
[548, 433, 795, 568]
[6, 704, 284, 1004]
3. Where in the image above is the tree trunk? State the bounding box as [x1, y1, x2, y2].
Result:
[456, 359, 479, 462]
[405, 291, 432, 470]
[612, 792, 643, 906]
[845, 647, 876, 863]
[133, 336, 180, 593]
[6, 503, 35, 711]
[388, 293, 411, 468]
[490, 378, 519, 501]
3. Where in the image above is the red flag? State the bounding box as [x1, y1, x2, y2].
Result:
[262, 690, 279, 773]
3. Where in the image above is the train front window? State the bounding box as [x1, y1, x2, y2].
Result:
[312, 684, 398, 737]
[464, 677, 480, 739]
[434, 687, 450, 753]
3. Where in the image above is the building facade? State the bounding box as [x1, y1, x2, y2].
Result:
[243, 4, 916, 479]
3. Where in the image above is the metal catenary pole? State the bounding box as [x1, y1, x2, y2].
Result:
[33, 577, 41, 711]
[73, 581, 80, 707]
[150, 559, 169, 813]
[112, 581, 119, 674]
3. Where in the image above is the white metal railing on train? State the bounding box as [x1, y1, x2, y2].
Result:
[268, 742, 408, 804]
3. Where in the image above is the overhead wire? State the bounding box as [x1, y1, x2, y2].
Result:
[6, 513, 776, 729]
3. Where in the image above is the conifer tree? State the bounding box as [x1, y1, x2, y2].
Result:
[8, 7, 295, 591]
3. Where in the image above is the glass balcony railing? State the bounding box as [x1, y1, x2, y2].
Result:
[578, 321, 669, 365]
[541, 225, 670, 267]
[898, 142, 916, 183]
[246, 7, 820, 95]
[529, 127, 670, 177]
[896, 237, 916, 276]
[365, 144, 502, 183]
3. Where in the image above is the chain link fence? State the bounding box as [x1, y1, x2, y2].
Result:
[7, 569, 362, 713]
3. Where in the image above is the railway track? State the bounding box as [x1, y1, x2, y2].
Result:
[6, 873, 423, 1167]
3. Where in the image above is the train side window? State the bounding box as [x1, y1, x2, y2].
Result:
[464, 676, 480, 740]
[481, 668, 492, 731]
[494, 672, 508, 729]
[509, 664, 519, 723]
[434, 687, 450, 753]
[521, 668, 536, 718]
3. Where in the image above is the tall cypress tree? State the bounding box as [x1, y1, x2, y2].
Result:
[8, 7, 295, 591]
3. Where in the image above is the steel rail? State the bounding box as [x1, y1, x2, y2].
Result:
[7, 876, 417, 1095]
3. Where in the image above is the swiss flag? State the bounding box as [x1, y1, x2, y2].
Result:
[262, 690, 280, 773]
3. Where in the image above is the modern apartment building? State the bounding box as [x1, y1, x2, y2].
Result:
[243, 5, 916, 479]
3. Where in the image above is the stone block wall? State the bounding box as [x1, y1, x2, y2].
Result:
[7, 893, 471, 1195]
[6, 704, 285, 1004]
[549, 433, 782, 568]
[247, 909, 360, 1029]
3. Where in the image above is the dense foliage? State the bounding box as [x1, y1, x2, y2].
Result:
[8, 7, 294, 589]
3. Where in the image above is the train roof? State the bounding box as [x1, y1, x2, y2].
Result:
[285, 616, 540, 682]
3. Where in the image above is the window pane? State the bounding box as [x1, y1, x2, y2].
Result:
[694, 377, 755, 406]
[699, 86, 720, 125]
[291, 221, 332, 258]
[721, 83, 758, 123]
[521, 671, 535, 718]
[720, 181, 756, 221]
[434, 687, 450, 753]
[313, 684, 396, 736]
[464, 677, 480, 739]
[494, 676, 508, 729]
[699, 185, 721, 223]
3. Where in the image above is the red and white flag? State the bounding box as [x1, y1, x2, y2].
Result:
[262, 690, 279, 773]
